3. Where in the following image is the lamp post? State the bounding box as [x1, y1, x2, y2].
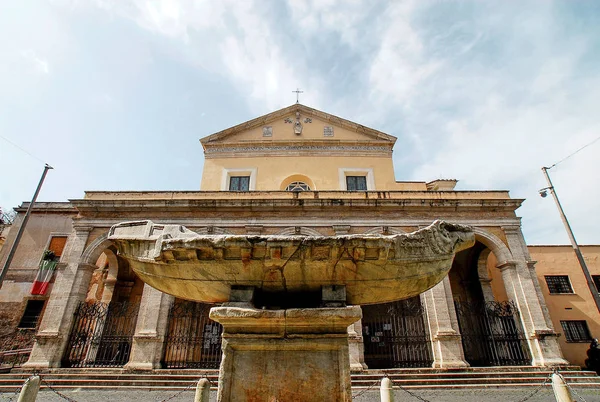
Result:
[0, 164, 53, 290]
[540, 166, 600, 313]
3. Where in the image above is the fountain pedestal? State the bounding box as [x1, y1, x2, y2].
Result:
[210, 305, 362, 402]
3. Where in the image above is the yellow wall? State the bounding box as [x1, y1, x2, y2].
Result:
[529, 245, 600, 367]
[201, 155, 402, 191]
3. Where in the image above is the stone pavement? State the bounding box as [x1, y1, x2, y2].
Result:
[2, 388, 598, 402]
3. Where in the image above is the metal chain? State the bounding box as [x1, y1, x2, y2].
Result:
[158, 376, 215, 402]
[392, 379, 432, 402]
[36, 374, 78, 402]
[0, 375, 26, 401]
[514, 371, 553, 402]
[556, 371, 589, 402]
[351, 380, 379, 400]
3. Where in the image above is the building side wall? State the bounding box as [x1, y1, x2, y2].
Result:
[0, 209, 75, 330]
[528, 245, 600, 367]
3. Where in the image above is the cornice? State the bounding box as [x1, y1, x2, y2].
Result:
[203, 142, 393, 158]
[76, 217, 522, 229]
[70, 197, 523, 214]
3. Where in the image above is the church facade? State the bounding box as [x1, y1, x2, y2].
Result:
[0, 104, 577, 371]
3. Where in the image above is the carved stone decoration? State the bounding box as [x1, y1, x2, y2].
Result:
[262, 126, 272, 137]
[283, 111, 312, 135]
[108, 220, 475, 305]
[294, 111, 303, 135]
[204, 144, 391, 155]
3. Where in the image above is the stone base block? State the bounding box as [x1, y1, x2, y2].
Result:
[210, 305, 362, 402]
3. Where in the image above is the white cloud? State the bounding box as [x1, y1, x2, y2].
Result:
[20, 50, 50, 74]
[81, 0, 321, 111]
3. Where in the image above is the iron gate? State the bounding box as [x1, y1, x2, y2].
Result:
[161, 301, 223, 369]
[455, 300, 531, 366]
[62, 301, 140, 368]
[362, 296, 433, 368]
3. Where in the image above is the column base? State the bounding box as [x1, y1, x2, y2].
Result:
[210, 305, 362, 402]
[431, 331, 470, 369]
[124, 334, 164, 371]
[531, 331, 569, 367]
[22, 332, 64, 369]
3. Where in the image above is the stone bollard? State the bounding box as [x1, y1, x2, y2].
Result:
[194, 378, 211, 402]
[380, 377, 394, 402]
[552, 373, 574, 402]
[17, 376, 40, 402]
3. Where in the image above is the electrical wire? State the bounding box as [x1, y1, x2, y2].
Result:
[548, 135, 600, 169]
[0, 134, 48, 165]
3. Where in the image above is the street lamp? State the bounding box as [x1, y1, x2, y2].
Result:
[540, 166, 600, 313]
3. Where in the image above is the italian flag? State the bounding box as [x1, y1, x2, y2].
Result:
[31, 251, 58, 295]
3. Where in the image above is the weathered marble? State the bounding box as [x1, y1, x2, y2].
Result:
[210, 306, 362, 402]
[108, 220, 475, 305]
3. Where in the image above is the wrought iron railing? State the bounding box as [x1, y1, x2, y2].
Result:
[455, 300, 531, 366]
[62, 301, 140, 368]
[161, 300, 223, 369]
[0, 348, 32, 368]
[362, 296, 433, 368]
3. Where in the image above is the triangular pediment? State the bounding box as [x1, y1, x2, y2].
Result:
[200, 104, 397, 147]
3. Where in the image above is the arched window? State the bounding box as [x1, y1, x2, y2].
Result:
[285, 181, 311, 192]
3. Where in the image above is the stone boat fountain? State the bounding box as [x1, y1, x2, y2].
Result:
[109, 220, 474, 402]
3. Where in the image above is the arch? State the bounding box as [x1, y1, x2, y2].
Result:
[279, 174, 316, 191]
[363, 226, 406, 235]
[81, 232, 114, 266]
[273, 227, 323, 236]
[472, 227, 513, 265]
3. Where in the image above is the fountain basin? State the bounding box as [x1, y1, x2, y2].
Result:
[108, 220, 474, 305]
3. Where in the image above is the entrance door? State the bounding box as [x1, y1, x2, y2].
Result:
[455, 300, 530, 366]
[362, 296, 433, 368]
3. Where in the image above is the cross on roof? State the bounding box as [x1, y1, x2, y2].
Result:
[292, 88, 303, 103]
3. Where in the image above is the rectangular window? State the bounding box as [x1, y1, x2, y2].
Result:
[561, 320, 592, 343]
[346, 176, 367, 191]
[18, 300, 45, 329]
[229, 176, 250, 191]
[48, 236, 67, 259]
[545, 275, 574, 294]
[593, 275, 600, 294]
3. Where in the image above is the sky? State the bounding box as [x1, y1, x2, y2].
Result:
[0, 1, 599, 245]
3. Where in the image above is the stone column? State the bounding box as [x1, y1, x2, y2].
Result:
[348, 318, 367, 371]
[499, 226, 568, 366]
[24, 227, 94, 368]
[125, 284, 174, 370]
[477, 250, 496, 303]
[421, 276, 469, 368]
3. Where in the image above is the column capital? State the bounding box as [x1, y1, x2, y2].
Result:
[496, 260, 518, 270]
[245, 225, 263, 235]
[526, 260, 537, 269]
[73, 226, 93, 235]
[332, 225, 351, 235]
[501, 225, 522, 235]
[78, 263, 98, 272]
